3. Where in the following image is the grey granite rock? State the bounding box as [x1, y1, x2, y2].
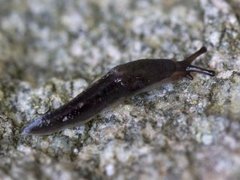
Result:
[0, 0, 240, 179]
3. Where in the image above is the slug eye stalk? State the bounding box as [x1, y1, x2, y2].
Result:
[186, 65, 215, 76]
[184, 46, 207, 65]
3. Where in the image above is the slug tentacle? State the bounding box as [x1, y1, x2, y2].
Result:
[186, 65, 215, 77]
[181, 46, 207, 66]
[177, 46, 215, 79]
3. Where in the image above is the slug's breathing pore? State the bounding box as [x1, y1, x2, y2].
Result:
[22, 46, 215, 135]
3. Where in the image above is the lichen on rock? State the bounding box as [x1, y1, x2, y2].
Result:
[0, 0, 240, 179]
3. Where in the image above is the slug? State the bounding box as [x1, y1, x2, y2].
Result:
[22, 46, 215, 135]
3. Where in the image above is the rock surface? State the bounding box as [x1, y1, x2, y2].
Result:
[0, 0, 240, 179]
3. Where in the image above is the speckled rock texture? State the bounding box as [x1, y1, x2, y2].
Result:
[0, 0, 239, 179]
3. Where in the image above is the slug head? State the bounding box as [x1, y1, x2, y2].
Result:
[178, 46, 215, 80]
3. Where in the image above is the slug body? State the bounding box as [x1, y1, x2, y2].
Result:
[22, 47, 215, 135]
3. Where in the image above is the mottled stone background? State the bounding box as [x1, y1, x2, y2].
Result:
[0, 0, 240, 179]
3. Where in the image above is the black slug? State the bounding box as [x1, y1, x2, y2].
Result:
[22, 46, 215, 135]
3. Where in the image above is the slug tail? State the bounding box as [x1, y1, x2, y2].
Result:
[22, 117, 50, 135]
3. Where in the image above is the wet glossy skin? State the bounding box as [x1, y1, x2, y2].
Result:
[22, 46, 215, 135]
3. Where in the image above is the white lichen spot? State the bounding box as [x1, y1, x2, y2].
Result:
[51, 95, 64, 109]
[217, 70, 233, 79]
[177, 115, 187, 124]
[202, 134, 213, 145]
[40, 141, 49, 150]
[189, 106, 196, 113]
[75, 126, 85, 135]
[61, 12, 85, 33]
[106, 45, 121, 61]
[73, 148, 79, 154]
[223, 135, 237, 150]
[132, 17, 145, 35]
[210, 52, 225, 70]
[105, 164, 115, 176]
[228, 15, 238, 25]
[193, 94, 199, 100]
[54, 49, 73, 72]
[70, 40, 83, 57]
[209, 31, 220, 46]
[1, 13, 25, 35]
[17, 145, 32, 155]
[143, 122, 155, 140]
[115, 146, 132, 163]
[63, 129, 75, 138]
[28, 0, 48, 14]
[215, 158, 232, 173]
[212, 0, 230, 13]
